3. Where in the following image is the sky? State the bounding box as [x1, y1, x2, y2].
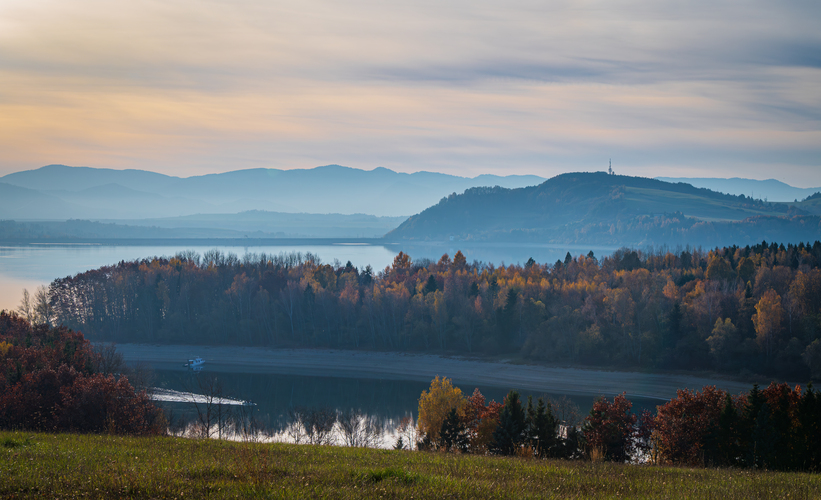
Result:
[1, 0, 820, 186]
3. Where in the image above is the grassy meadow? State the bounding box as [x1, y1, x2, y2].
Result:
[1, 432, 819, 499]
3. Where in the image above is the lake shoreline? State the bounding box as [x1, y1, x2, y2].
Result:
[115, 343, 756, 401]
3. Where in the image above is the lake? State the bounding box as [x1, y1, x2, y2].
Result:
[0, 241, 657, 443]
[147, 365, 662, 440]
[0, 241, 616, 312]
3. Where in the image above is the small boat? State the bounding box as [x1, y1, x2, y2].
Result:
[186, 356, 205, 368]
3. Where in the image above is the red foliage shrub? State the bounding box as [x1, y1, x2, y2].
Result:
[653, 386, 730, 466]
[0, 311, 164, 435]
[582, 393, 637, 462]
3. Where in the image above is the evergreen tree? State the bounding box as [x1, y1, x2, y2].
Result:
[749, 403, 776, 469]
[741, 384, 765, 467]
[425, 275, 438, 294]
[796, 384, 820, 471]
[767, 387, 793, 470]
[440, 408, 468, 452]
[706, 394, 740, 467]
[393, 436, 404, 450]
[556, 426, 582, 459]
[530, 397, 558, 458]
[491, 390, 526, 455]
[524, 395, 536, 442]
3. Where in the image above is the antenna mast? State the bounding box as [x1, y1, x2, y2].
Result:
[608, 159, 613, 175]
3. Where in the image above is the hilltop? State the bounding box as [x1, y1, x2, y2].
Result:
[386, 172, 820, 247]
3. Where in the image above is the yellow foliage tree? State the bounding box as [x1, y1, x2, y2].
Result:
[417, 376, 466, 446]
[753, 288, 784, 361]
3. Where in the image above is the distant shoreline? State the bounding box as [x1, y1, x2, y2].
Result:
[115, 343, 756, 401]
[0, 237, 386, 247]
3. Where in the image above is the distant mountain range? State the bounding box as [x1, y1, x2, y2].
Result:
[3, 165, 820, 246]
[387, 172, 821, 247]
[655, 177, 821, 203]
[0, 164, 545, 219]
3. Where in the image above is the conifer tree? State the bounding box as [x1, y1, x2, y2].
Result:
[440, 408, 468, 452]
[491, 390, 526, 455]
[530, 397, 558, 457]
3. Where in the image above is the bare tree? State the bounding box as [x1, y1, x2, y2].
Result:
[124, 361, 155, 394]
[17, 288, 34, 324]
[233, 403, 265, 443]
[186, 375, 232, 439]
[338, 408, 383, 448]
[395, 415, 418, 451]
[33, 285, 55, 327]
[548, 395, 582, 434]
[92, 343, 125, 375]
[287, 406, 336, 445]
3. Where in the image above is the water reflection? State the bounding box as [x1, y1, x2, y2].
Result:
[151, 367, 660, 437]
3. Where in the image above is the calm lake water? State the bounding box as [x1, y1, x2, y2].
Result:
[149, 365, 661, 434]
[0, 242, 615, 312]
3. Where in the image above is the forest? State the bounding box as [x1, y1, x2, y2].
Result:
[35, 241, 821, 381]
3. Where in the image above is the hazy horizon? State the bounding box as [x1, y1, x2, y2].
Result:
[5, 163, 821, 190]
[1, 1, 819, 186]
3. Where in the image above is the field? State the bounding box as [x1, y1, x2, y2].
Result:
[1, 432, 818, 499]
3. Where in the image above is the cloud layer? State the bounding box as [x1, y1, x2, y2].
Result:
[1, 0, 819, 185]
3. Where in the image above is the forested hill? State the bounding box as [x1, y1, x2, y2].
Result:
[385, 172, 821, 247]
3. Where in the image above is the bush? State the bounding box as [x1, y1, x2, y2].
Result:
[0, 312, 164, 435]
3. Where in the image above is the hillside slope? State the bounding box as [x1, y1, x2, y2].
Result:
[656, 176, 821, 202]
[4, 432, 817, 499]
[386, 172, 819, 247]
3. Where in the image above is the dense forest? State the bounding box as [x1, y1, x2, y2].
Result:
[36, 241, 821, 381]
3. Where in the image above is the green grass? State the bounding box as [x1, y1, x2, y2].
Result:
[1, 431, 818, 499]
[623, 187, 780, 221]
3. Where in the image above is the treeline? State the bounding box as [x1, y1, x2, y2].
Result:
[0, 312, 164, 435]
[415, 377, 821, 471]
[524, 212, 821, 248]
[42, 241, 821, 380]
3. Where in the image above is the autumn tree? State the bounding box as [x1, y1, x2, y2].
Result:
[417, 376, 466, 447]
[706, 318, 738, 366]
[706, 256, 734, 282]
[753, 289, 784, 361]
[0, 312, 164, 435]
[653, 386, 728, 466]
[582, 393, 637, 462]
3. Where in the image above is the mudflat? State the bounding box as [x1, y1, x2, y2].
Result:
[115, 343, 756, 401]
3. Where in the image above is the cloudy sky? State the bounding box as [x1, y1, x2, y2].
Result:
[1, 0, 819, 185]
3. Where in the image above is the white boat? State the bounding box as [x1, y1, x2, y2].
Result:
[187, 356, 204, 367]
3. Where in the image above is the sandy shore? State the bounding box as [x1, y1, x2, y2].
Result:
[115, 343, 756, 401]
